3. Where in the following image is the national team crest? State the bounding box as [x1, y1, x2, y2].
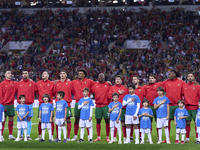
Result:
[154, 85, 156, 87]
[29, 84, 31, 86]
[85, 82, 86, 84]
[193, 87, 195, 89]
[47, 84, 49, 86]
[139, 89, 141, 91]
[66, 83, 68, 85]
[105, 85, 107, 87]
[178, 84, 180, 86]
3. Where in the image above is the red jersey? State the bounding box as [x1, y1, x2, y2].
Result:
[183, 82, 200, 110]
[16, 79, 37, 105]
[143, 82, 164, 106]
[0, 79, 17, 105]
[72, 78, 95, 102]
[108, 84, 129, 109]
[91, 82, 111, 107]
[36, 80, 55, 105]
[134, 86, 145, 108]
[164, 78, 184, 106]
[54, 79, 73, 107]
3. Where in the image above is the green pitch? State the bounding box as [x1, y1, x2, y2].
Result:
[1, 108, 199, 150]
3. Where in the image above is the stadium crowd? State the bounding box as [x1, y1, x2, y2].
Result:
[0, 8, 200, 85]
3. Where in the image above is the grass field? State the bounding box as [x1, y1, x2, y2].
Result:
[1, 108, 199, 150]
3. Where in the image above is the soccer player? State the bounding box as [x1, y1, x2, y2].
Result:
[174, 100, 189, 144]
[153, 86, 171, 144]
[108, 75, 128, 142]
[132, 75, 145, 141]
[39, 94, 54, 142]
[0, 70, 17, 140]
[15, 95, 29, 142]
[0, 103, 4, 142]
[108, 93, 122, 144]
[71, 69, 96, 141]
[143, 74, 164, 139]
[123, 84, 141, 144]
[195, 100, 200, 144]
[54, 91, 68, 143]
[163, 70, 184, 142]
[35, 71, 55, 141]
[54, 70, 73, 141]
[77, 88, 94, 143]
[92, 73, 111, 142]
[184, 73, 200, 143]
[16, 70, 36, 140]
[138, 99, 153, 144]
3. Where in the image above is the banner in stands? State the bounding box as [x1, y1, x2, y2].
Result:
[125, 40, 150, 49]
[9, 41, 33, 50]
[14, 99, 96, 108]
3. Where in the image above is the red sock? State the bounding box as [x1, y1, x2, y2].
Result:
[74, 124, 79, 136]
[196, 125, 198, 139]
[156, 128, 159, 137]
[38, 123, 42, 135]
[130, 125, 133, 137]
[51, 122, 54, 136]
[56, 125, 58, 138]
[168, 120, 171, 137]
[106, 123, 110, 137]
[96, 123, 101, 137]
[122, 126, 126, 138]
[114, 127, 117, 137]
[186, 125, 190, 139]
[87, 128, 90, 135]
[67, 122, 71, 138]
[8, 121, 13, 135]
[1, 122, 5, 135]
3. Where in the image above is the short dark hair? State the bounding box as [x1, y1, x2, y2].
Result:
[142, 98, 149, 107]
[128, 84, 136, 90]
[19, 95, 26, 100]
[157, 86, 164, 92]
[57, 91, 65, 98]
[60, 70, 67, 74]
[5, 70, 12, 74]
[177, 99, 184, 105]
[83, 88, 89, 92]
[22, 69, 29, 73]
[78, 68, 88, 77]
[187, 72, 194, 77]
[42, 94, 51, 102]
[170, 69, 178, 77]
[112, 92, 119, 98]
[43, 70, 49, 75]
[132, 76, 139, 80]
[116, 75, 122, 80]
[149, 74, 156, 79]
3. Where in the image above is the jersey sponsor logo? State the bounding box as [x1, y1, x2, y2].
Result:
[112, 107, 119, 114]
[177, 112, 184, 120]
[19, 107, 26, 115]
[42, 106, 49, 114]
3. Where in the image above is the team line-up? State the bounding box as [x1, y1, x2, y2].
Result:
[0, 69, 200, 144]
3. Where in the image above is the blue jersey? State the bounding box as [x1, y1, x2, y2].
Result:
[0, 104, 4, 122]
[123, 94, 140, 116]
[153, 96, 170, 118]
[174, 108, 189, 129]
[78, 97, 94, 120]
[40, 103, 54, 123]
[139, 108, 153, 129]
[56, 100, 68, 119]
[15, 104, 30, 122]
[196, 108, 200, 126]
[108, 102, 123, 121]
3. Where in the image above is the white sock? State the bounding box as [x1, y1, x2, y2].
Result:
[89, 127, 93, 140]
[81, 128, 85, 140]
[117, 127, 121, 142]
[74, 135, 77, 138]
[141, 132, 145, 142]
[147, 132, 152, 142]
[24, 128, 27, 140]
[198, 133, 200, 141]
[176, 133, 179, 140]
[62, 126, 67, 139]
[48, 128, 51, 139]
[181, 134, 185, 141]
[126, 128, 130, 141]
[42, 129, 45, 140]
[186, 138, 189, 141]
[158, 129, 162, 141]
[134, 129, 139, 141]
[164, 128, 169, 140]
[17, 129, 21, 139]
[111, 127, 114, 141]
[58, 126, 62, 140]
